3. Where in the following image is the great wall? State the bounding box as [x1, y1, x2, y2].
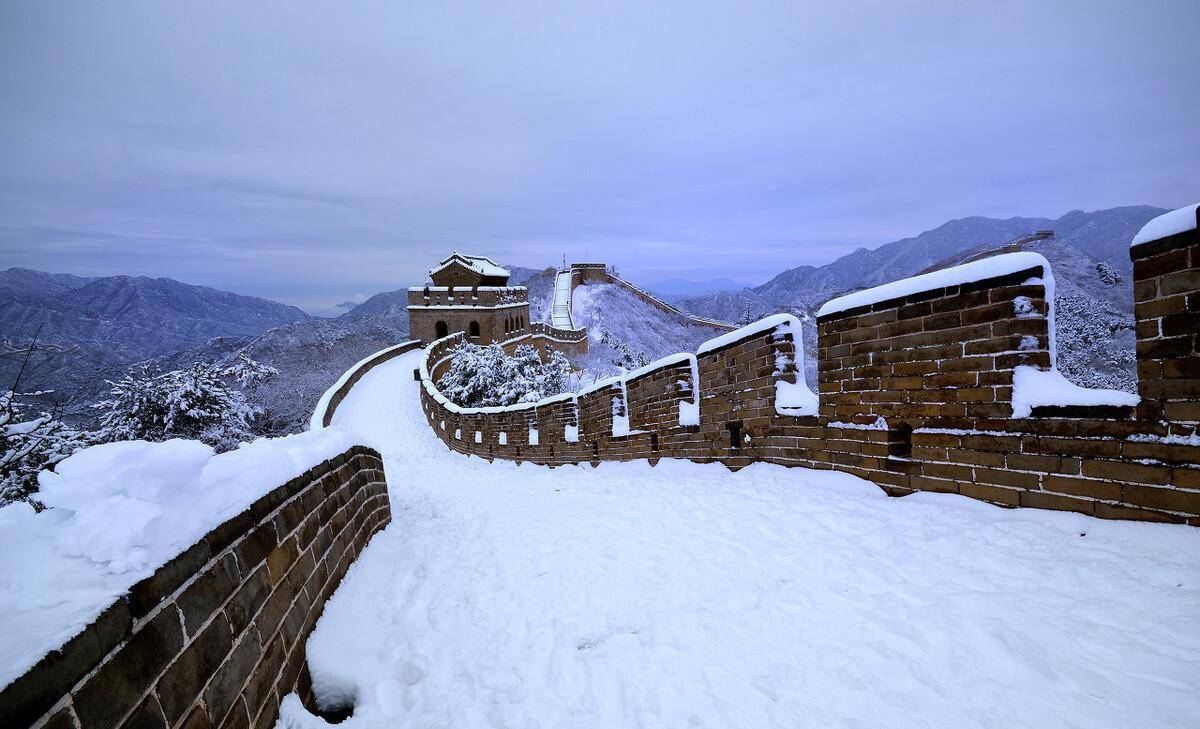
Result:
[4, 205, 1198, 729]
[412, 210, 1200, 526]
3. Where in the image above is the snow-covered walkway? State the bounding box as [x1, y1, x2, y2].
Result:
[551, 270, 574, 329]
[288, 350, 1200, 729]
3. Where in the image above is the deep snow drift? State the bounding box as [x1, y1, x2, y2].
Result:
[283, 350, 1200, 729]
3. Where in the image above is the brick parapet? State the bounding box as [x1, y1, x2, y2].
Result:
[2, 447, 392, 729]
[817, 265, 1051, 428]
[1130, 216, 1200, 424]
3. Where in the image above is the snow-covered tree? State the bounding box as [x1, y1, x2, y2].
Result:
[95, 361, 261, 451]
[1, 328, 93, 508]
[437, 343, 574, 408]
[222, 351, 279, 390]
[736, 299, 763, 326]
[1, 391, 91, 509]
[1095, 262, 1122, 286]
[541, 349, 572, 394]
[599, 330, 650, 370]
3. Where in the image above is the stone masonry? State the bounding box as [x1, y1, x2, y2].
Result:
[2, 446, 391, 729]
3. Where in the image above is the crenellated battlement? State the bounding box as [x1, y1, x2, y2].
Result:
[416, 207, 1200, 525]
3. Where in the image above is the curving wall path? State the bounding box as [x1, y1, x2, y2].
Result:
[561, 263, 737, 332]
[416, 241, 1200, 526]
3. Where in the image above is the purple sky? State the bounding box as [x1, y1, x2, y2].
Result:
[1, 1, 1197, 315]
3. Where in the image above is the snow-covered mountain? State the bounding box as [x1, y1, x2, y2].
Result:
[676, 206, 1166, 391]
[679, 206, 1162, 320]
[0, 268, 310, 408]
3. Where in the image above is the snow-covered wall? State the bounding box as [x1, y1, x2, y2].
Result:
[0, 446, 392, 729]
[416, 251, 1200, 526]
[1130, 201, 1200, 423]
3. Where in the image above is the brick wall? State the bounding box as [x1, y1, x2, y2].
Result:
[3, 446, 391, 729]
[419, 245, 1200, 525]
[1131, 208, 1200, 424]
[818, 262, 1052, 426]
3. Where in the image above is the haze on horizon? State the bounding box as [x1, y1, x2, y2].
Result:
[1, 1, 1197, 315]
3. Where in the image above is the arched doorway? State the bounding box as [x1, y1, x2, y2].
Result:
[435, 321, 449, 338]
[469, 320, 480, 338]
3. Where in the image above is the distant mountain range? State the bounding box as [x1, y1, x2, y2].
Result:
[677, 206, 1161, 318]
[676, 206, 1165, 391]
[644, 277, 751, 299]
[0, 268, 310, 411]
[3, 204, 1163, 433]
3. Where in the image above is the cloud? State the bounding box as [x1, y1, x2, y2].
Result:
[1, 0, 1197, 313]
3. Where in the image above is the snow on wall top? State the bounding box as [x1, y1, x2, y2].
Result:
[696, 313, 799, 354]
[1010, 366, 1139, 417]
[1131, 203, 1199, 247]
[816, 252, 1051, 318]
[430, 252, 510, 279]
[0, 428, 358, 688]
[408, 286, 527, 293]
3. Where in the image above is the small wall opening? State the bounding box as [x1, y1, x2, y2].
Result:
[726, 421, 743, 450]
[302, 695, 354, 725]
[435, 320, 449, 338]
[888, 422, 914, 459]
[651, 433, 659, 452]
[469, 320, 481, 338]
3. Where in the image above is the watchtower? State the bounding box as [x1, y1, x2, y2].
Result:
[407, 252, 532, 344]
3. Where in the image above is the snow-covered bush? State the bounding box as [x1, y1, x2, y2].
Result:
[437, 343, 573, 408]
[599, 330, 650, 370]
[1, 392, 91, 509]
[736, 299, 765, 326]
[1054, 294, 1137, 393]
[95, 358, 270, 451]
[222, 351, 279, 390]
[1095, 262, 1122, 286]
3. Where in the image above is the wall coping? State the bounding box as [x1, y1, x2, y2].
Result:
[1130, 202, 1198, 249]
[816, 252, 1051, 320]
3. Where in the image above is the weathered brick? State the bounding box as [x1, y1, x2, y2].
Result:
[178, 553, 242, 637]
[204, 634, 262, 725]
[0, 600, 131, 728]
[74, 607, 184, 729]
[224, 565, 272, 637]
[266, 537, 300, 586]
[1080, 460, 1171, 485]
[1123, 484, 1200, 514]
[128, 541, 211, 618]
[156, 614, 234, 723]
[122, 694, 168, 729]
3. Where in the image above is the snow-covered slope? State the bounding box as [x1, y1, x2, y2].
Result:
[568, 281, 725, 381]
[282, 349, 1200, 729]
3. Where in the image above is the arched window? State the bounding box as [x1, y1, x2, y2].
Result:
[469, 320, 480, 338]
[504, 318, 511, 334]
[435, 321, 448, 338]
